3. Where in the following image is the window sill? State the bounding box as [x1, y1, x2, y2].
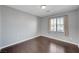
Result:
[48, 31, 64, 33]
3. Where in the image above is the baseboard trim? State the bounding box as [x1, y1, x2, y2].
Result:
[41, 35, 78, 46]
[0, 35, 79, 50]
[0, 35, 40, 50]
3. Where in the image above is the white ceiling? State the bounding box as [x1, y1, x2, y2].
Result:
[7, 5, 79, 17]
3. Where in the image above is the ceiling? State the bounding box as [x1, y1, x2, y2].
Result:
[7, 5, 79, 17]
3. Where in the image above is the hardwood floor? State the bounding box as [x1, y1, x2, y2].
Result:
[0, 36, 79, 53]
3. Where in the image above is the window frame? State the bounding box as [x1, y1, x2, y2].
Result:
[48, 16, 64, 33]
[48, 15, 69, 36]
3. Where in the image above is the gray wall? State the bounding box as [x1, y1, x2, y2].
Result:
[0, 7, 1, 46]
[40, 10, 79, 44]
[0, 6, 79, 48]
[77, 9, 79, 43]
[1, 6, 38, 47]
[37, 17, 42, 35]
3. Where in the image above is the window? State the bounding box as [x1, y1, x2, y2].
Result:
[49, 15, 69, 36]
[49, 17, 64, 32]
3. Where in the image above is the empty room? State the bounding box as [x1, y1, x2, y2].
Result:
[0, 5, 79, 53]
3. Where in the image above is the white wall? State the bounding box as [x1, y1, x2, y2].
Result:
[40, 10, 79, 44]
[1, 6, 38, 47]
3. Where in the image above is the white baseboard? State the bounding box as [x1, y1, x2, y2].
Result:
[41, 34, 78, 46]
[0, 35, 40, 50]
[0, 34, 79, 50]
